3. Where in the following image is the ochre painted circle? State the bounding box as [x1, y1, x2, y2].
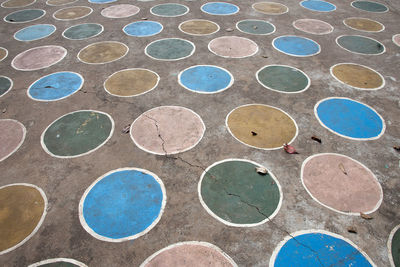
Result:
[53, 6, 92, 20]
[78, 42, 128, 64]
[1, 0, 35, 8]
[12, 46, 66, 71]
[0, 119, 25, 162]
[226, 104, 297, 150]
[209, 36, 258, 58]
[101, 4, 140, 18]
[331, 63, 384, 90]
[253, 2, 288, 15]
[0, 48, 8, 62]
[179, 20, 219, 35]
[46, 0, 77, 6]
[293, 19, 333, 35]
[344, 17, 384, 32]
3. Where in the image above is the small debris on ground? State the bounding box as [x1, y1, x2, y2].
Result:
[2, 108, 6, 113]
[253, 26, 258, 29]
[256, 167, 268, 175]
[226, 28, 233, 32]
[251, 131, 257, 136]
[311, 136, 322, 143]
[393, 146, 400, 152]
[142, 17, 148, 20]
[339, 163, 347, 175]
[261, 55, 268, 58]
[283, 143, 299, 154]
[122, 124, 131, 134]
[347, 226, 357, 234]
[360, 212, 373, 220]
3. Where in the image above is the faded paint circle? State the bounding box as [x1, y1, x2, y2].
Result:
[63, 23, 103, 40]
[388, 225, 400, 267]
[41, 110, 114, 158]
[252, 2, 288, 15]
[300, 0, 336, 12]
[226, 104, 298, 150]
[4, 9, 45, 23]
[293, 19, 333, 35]
[336, 35, 385, 55]
[1, 0, 35, 8]
[12, 45, 66, 71]
[0, 76, 13, 98]
[315, 97, 385, 140]
[201, 2, 239, 15]
[89, 0, 116, 4]
[101, 4, 140, 18]
[273, 36, 320, 57]
[179, 19, 219, 35]
[123, 21, 163, 37]
[256, 65, 310, 93]
[0, 119, 26, 162]
[145, 38, 195, 61]
[28, 71, 83, 101]
[0, 48, 8, 62]
[330, 63, 384, 90]
[394, 34, 400, 47]
[14, 24, 56, 41]
[141, 241, 237, 267]
[46, 0, 78, 6]
[343, 17, 384, 32]
[79, 168, 166, 242]
[270, 230, 375, 266]
[104, 68, 159, 97]
[130, 106, 205, 155]
[150, 3, 189, 17]
[78, 41, 128, 64]
[302, 153, 382, 215]
[178, 65, 233, 94]
[351, 0, 388, 12]
[208, 36, 258, 58]
[53, 6, 92, 20]
[236, 19, 275, 35]
[199, 159, 282, 226]
[29, 258, 87, 267]
[0, 184, 46, 255]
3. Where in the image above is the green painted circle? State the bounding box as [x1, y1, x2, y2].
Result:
[150, 3, 188, 17]
[0, 76, 12, 97]
[352, 1, 388, 12]
[4, 9, 45, 23]
[42, 110, 113, 158]
[199, 159, 281, 226]
[236, 20, 275, 35]
[391, 226, 400, 267]
[63, 23, 103, 40]
[337, 35, 385, 55]
[257, 65, 309, 93]
[145, 38, 194, 61]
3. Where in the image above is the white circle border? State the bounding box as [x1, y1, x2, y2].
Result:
[336, 34, 386, 55]
[292, 18, 334, 35]
[208, 36, 259, 59]
[236, 19, 276, 36]
[272, 35, 321, 57]
[0, 47, 8, 62]
[392, 34, 400, 47]
[3, 9, 46, 24]
[299, 0, 337, 12]
[52, 6, 93, 21]
[388, 224, 400, 267]
[123, 21, 163, 37]
[145, 38, 195, 61]
[77, 41, 129, 65]
[62, 23, 104, 40]
[1, 0, 36, 8]
[0, 76, 13, 99]
[29, 258, 87, 267]
[150, 3, 189, 17]
[351, 0, 389, 13]
[14, 24, 56, 42]
[0, 119, 26, 162]
[252, 2, 289, 15]
[178, 19, 220, 36]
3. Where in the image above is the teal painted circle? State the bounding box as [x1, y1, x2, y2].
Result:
[150, 3, 189, 17]
[337, 35, 385, 55]
[351, 1, 388, 12]
[0, 76, 12, 98]
[146, 38, 195, 61]
[63, 23, 103, 40]
[201, 2, 239, 15]
[273, 36, 320, 57]
[300, 0, 336, 12]
[14, 24, 55, 41]
[123, 21, 162, 37]
[4, 9, 45, 23]
[236, 20, 275, 35]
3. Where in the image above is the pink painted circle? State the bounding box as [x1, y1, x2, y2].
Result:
[208, 36, 258, 58]
[393, 34, 400, 47]
[130, 106, 205, 155]
[293, 19, 333, 35]
[0, 119, 26, 162]
[301, 153, 382, 215]
[101, 4, 140, 18]
[12, 45, 66, 71]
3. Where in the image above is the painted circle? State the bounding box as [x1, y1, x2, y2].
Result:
[63, 23, 103, 40]
[46, 0, 78, 6]
[130, 106, 205, 155]
[0, 76, 13, 98]
[145, 38, 195, 61]
[273, 36, 320, 57]
[256, 65, 310, 93]
[123, 21, 163, 37]
[351, 1, 388, 12]
[343, 17, 384, 32]
[12, 45, 66, 71]
[150, 3, 189, 17]
[336, 35, 385, 55]
[29, 258, 87, 267]
[141, 241, 237, 267]
[4, 9, 45, 23]
[236, 19, 275, 35]
[293, 19, 333, 35]
[0, 48, 8, 62]
[28, 72, 83, 101]
[201, 2, 239, 15]
[104, 68, 159, 97]
[0, 119, 26, 162]
[0, 184, 46, 255]
[300, 0, 336, 12]
[1, 0, 35, 8]
[41, 110, 114, 158]
[315, 97, 385, 140]
[101, 4, 140, 18]
[208, 36, 258, 58]
[53, 6, 92, 20]
[252, 2, 288, 15]
[178, 65, 233, 94]
[78, 41, 128, 64]
[199, 159, 282, 226]
[79, 168, 166, 242]
[14, 24, 56, 41]
[394, 34, 400, 47]
[330, 63, 384, 90]
[89, 0, 116, 4]
[270, 230, 375, 266]
[388, 225, 400, 267]
[302, 153, 382, 215]
[179, 19, 219, 36]
[226, 104, 298, 150]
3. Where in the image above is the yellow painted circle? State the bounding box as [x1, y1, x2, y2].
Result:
[179, 20, 219, 35]
[253, 2, 288, 14]
[331, 63, 384, 90]
[53, 6, 92, 20]
[78, 41, 128, 64]
[344, 17, 384, 32]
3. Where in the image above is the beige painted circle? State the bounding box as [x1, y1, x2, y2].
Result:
[179, 19, 219, 36]
[343, 17, 384, 32]
[101, 4, 140, 18]
[293, 19, 333, 35]
[208, 36, 258, 58]
[252, 2, 288, 15]
[46, 0, 78, 6]
[53, 6, 92, 20]
[78, 41, 128, 64]
[331, 63, 384, 90]
[1, 0, 35, 8]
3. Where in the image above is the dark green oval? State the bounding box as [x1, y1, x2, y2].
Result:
[257, 65, 309, 93]
[0, 77, 12, 97]
[237, 20, 275, 35]
[391, 227, 400, 267]
[146, 38, 194, 60]
[4, 9, 45, 23]
[337, 35, 385, 55]
[352, 1, 388, 12]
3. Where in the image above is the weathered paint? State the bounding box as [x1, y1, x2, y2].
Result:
[336, 35, 385, 55]
[46, 0, 78, 6]
[0, 47, 8, 61]
[0, 119, 26, 162]
[236, 20, 275, 35]
[78, 41, 128, 64]
[179, 19, 219, 35]
[14, 24, 56, 41]
[63, 23, 103, 40]
[53, 6, 92, 20]
[315, 97, 385, 140]
[301, 153, 382, 215]
[331, 63, 384, 90]
[88, 0, 115, 4]
[351, 0, 388, 12]
[130, 106, 205, 155]
[394, 34, 400, 47]
[343, 17, 384, 32]
[273, 36, 320, 57]
[252, 2, 288, 15]
[208, 36, 258, 58]
[145, 38, 194, 61]
[0, 76, 12, 97]
[150, 3, 189, 17]
[389, 225, 400, 267]
[101, 4, 140, 18]
[293, 19, 333, 35]
[300, 0, 336, 12]
[1, 0, 35, 8]
[29, 258, 87, 267]
[4, 9, 45, 23]
[226, 104, 298, 150]
[123, 21, 163, 37]
[12, 45, 66, 71]
[201, 2, 239, 15]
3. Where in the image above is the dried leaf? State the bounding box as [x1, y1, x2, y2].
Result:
[339, 163, 347, 175]
[122, 124, 131, 134]
[347, 226, 357, 234]
[311, 136, 322, 143]
[360, 212, 373, 220]
[251, 131, 257, 136]
[283, 143, 299, 154]
[256, 167, 268, 175]
[393, 146, 400, 152]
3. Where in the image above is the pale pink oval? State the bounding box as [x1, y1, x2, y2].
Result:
[0, 119, 26, 162]
[393, 34, 400, 47]
[209, 36, 258, 58]
[293, 19, 333, 35]
[12, 45, 66, 71]
[101, 4, 139, 18]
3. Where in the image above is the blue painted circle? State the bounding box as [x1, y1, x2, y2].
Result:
[273, 36, 320, 56]
[315, 98, 384, 140]
[301, 0, 336, 12]
[179, 65, 233, 93]
[201, 2, 239, 15]
[82, 169, 165, 240]
[14, 24, 55, 41]
[272, 232, 373, 266]
[28, 72, 83, 101]
[89, 0, 116, 3]
[123, 21, 163, 37]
